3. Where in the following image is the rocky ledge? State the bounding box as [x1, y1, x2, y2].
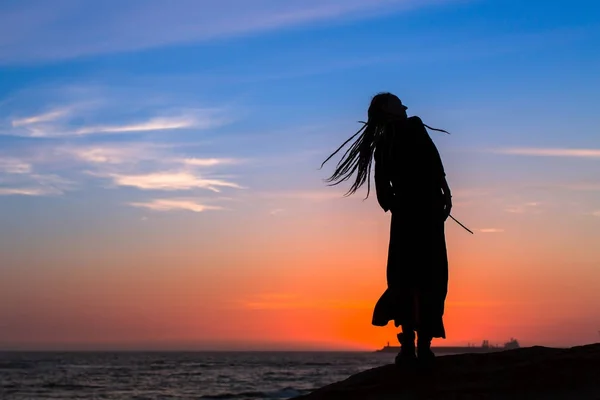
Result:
[293, 343, 600, 400]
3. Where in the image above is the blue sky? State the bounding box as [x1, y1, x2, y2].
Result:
[1, 0, 600, 223]
[2, 0, 600, 349]
[1, 1, 598, 207]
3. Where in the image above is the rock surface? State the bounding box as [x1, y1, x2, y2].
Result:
[292, 343, 600, 400]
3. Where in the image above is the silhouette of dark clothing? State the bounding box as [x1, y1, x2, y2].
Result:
[371, 116, 449, 339]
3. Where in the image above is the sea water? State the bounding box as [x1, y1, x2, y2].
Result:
[0, 351, 401, 399]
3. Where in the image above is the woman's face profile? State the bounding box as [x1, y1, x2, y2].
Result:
[377, 95, 407, 120]
[386, 96, 408, 119]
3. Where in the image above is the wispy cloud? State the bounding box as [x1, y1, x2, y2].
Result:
[0, 86, 245, 206]
[98, 171, 243, 192]
[2, 121, 245, 205]
[181, 158, 242, 167]
[479, 228, 505, 233]
[491, 147, 600, 158]
[592, 211, 600, 217]
[57, 141, 217, 165]
[25, 173, 73, 187]
[0, 186, 62, 196]
[505, 202, 541, 214]
[0, 158, 32, 174]
[0, 187, 44, 196]
[72, 115, 200, 135]
[0, 0, 454, 64]
[2, 86, 231, 138]
[451, 188, 491, 199]
[0, 154, 74, 196]
[8, 109, 226, 138]
[129, 198, 223, 213]
[60, 145, 156, 165]
[11, 108, 70, 127]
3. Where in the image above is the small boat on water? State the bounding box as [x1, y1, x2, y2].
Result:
[376, 338, 521, 354]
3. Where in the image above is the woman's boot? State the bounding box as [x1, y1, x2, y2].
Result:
[417, 332, 435, 363]
[394, 329, 416, 366]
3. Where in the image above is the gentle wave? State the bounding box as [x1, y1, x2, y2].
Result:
[40, 383, 105, 390]
[200, 386, 314, 399]
[0, 351, 394, 400]
[0, 361, 35, 370]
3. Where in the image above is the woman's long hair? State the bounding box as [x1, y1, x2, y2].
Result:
[320, 92, 448, 199]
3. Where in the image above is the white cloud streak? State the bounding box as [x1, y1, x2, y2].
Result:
[0, 186, 61, 196]
[58, 142, 180, 165]
[1, 90, 245, 209]
[58, 144, 244, 181]
[6, 104, 228, 138]
[181, 158, 241, 167]
[0, 158, 32, 174]
[479, 228, 505, 233]
[492, 147, 600, 158]
[0, 154, 74, 197]
[505, 202, 541, 214]
[11, 108, 70, 127]
[129, 198, 222, 212]
[62, 146, 146, 164]
[100, 171, 243, 192]
[450, 188, 491, 199]
[72, 116, 197, 135]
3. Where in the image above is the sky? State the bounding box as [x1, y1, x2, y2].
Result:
[1, 0, 600, 351]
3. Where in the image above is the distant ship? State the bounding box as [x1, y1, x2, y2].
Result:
[376, 338, 521, 354]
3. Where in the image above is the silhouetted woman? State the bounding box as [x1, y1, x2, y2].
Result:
[321, 92, 452, 364]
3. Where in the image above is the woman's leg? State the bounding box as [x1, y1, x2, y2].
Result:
[416, 329, 435, 361]
[395, 325, 416, 364]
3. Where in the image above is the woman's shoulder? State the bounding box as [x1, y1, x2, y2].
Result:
[407, 115, 424, 126]
[403, 116, 426, 138]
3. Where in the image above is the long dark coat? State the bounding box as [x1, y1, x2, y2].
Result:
[371, 116, 449, 339]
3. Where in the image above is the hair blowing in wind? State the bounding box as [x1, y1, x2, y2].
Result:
[320, 93, 449, 199]
[320, 120, 379, 198]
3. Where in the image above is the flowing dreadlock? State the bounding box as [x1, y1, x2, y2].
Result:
[320, 93, 450, 199]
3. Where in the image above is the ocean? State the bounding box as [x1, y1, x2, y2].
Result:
[0, 351, 400, 400]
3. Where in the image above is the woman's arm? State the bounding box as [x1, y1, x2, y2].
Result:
[440, 175, 452, 220]
[428, 136, 452, 220]
[374, 148, 393, 212]
[441, 175, 451, 197]
[414, 116, 452, 218]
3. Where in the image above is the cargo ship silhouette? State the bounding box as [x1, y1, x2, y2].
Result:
[376, 338, 521, 354]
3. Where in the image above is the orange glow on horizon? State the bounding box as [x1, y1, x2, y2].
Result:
[2, 187, 600, 350]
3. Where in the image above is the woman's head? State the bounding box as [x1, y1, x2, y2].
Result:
[321, 92, 448, 199]
[321, 92, 406, 198]
[368, 92, 408, 123]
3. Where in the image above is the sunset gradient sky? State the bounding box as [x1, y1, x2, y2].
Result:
[1, 0, 600, 351]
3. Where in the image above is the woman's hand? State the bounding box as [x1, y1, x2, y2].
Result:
[379, 201, 390, 213]
[441, 176, 452, 221]
[378, 193, 394, 213]
[443, 192, 452, 221]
